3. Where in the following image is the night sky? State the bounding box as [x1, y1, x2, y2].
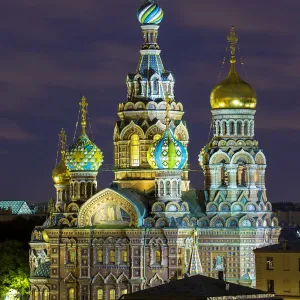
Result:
[1, 0, 299, 204]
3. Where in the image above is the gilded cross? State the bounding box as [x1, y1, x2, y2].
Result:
[227, 26, 238, 63]
[59, 128, 67, 158]
[79, 96, 88, 134]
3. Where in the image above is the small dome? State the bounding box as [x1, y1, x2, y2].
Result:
[52, 159, 70, 184]
[137, 0, 164, 25]
[147, 128, 187, 169]
[210, 64, 257, 109]
[65, 134, 103, 172]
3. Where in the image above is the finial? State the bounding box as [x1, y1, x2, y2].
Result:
[165, 92, 172, 129]
[58, 128, 67, 159]
[227, 26, 238, 64]
[79, 96, 88, 134]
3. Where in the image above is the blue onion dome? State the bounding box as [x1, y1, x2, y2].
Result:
[147, 128, 187, 169]
[137, 0, 164, 25]
[65, 134, 103, 172]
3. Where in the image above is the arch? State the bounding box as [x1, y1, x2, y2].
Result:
[165, 202, 180, 212]
[120, 121, 145, 140]
[206, 202, 218, 212]
[237, 120, 243, 135]
[210, 216, 225, 228]
[57, 218, 70, 227]
[231, 149, 255, 164]
[266, 202, 272, 211]
[66, 203, 79, 213]
[151, 75, 160, 95]
[92, 273, 105, 284]
[244, 120, 250, 136]
[174, 122, 189, 141]
[134, 101, 146, 110]
[219, 202, 230, 212]
[271, 217, 279, 227]
[143, 217, 155, 228]
[239, 216, 255, 228]
[225, 217, 239, 228]
[176, 102, 183, 111]
[181, 217, 190, 227]
[259, 202, 265, 211]
[104, 272, 117, 284]
[130, 134, 140, 167]
[145, 124, 164, 140]
[198, 217, 209, 228]
[263, 217, 271, 227]
[231, 203, 243, 212]
[155, 217, 169, 228]
[124, 102, 135, 111]
[257, 218, 263, 227]
[146, 101, 158, 110]
[181, 202, 189, 212]
[150, 273, 164, 287]
[152, 202, 165, 212]
[190, 217, 197, 227]
[255, 151, 266, 165]
[209, 150, 230, 165]
[245, 203, 257, 212]
[117, 272, 129, 284]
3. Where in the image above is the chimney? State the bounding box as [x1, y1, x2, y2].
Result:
[218, 271, 224, 281]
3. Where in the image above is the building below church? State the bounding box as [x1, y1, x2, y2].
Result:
[29, 1, 280, 300]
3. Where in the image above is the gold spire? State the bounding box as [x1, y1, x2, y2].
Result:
[227, 26, 238, 64]
[165, 92, 172, 129]
[58, 128, 67, 159]
[79, 96, 88, 134]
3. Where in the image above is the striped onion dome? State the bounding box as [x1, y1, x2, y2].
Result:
[137, 0, 164, 25]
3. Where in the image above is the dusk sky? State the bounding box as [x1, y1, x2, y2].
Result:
[1, 0, 299, 204]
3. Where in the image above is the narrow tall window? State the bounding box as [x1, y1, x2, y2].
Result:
[32, 290, 38, 300]
[121, 289, 128, 296]
[80, 182, 85, 197]
[155, 250, 161, 264]
[97, 250, 103, 263]
[153, 78, 159, 94]
[68, 249, 76, 263]
[43, 289, 49, 300]
[121, 250, 128, 263]
[266, 257, 274, 270]
[97, 289, 103, 300]
[130, 134, 140, 167]
[109, 289, 116, 300]
[68, 288, 75, 300]
[267, 280, 274, 293]
[109, 250, 115, 263]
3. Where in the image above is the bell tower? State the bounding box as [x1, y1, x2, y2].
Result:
[113, 0, 190, 193]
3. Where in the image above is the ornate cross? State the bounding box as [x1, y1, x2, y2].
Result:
[80, 96, 88, 134]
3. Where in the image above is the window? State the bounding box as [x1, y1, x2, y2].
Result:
[267, 280, 274, 293]
[109, 250, 115, 263]
[32, 290, 38, 300]
[43, 289, 49, 300]
[155, 250, 161, 264]
[283, 280, 290, 293]
[130, 134, 140, 167]
[97, 289, 103, 300]
[266, 257, 274, 270]
[283, 256, 290, 271]
[109, 289, 116, 300]
[68, 249, 76, 263]
[153, 78, 159, 94]
[121, 289, 128, 295]
[97, 250, 103, 263]
[68, 288, 75, 300]
[121, 250, 128, 263]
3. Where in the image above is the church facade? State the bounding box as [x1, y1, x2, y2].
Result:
[29, 1, 280, 300]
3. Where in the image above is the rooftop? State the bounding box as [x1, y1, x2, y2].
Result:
[254, 240, 300, 253]
[0, 200, 32, 215]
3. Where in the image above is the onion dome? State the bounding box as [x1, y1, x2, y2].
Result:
[65, 96, 104, 172]
[52, 128, 70, 184]
[210, 27, 257, 110]
[137, 0, 164, 25]
[147, 94, 187, 169]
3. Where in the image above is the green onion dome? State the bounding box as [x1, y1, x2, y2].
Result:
[65, 134, 103, 172]
[147, 128, 187, 169]
[137, 0, 164, 25]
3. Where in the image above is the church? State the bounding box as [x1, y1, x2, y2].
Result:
[29, 1, 280, 299]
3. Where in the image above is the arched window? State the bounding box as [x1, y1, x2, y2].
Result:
[121, 250, 128, 263]
[221, 166, 228, 186]
[155, 250, 161, 264]
[137, 78, 142, 95]
[87, 182, 92, 197]
[109, 289, 116, 300]
[97, 289, 103, 300]
[93, 183, 97, 195]
[172, 181, 176, 196]
[237, 165, 247, 186]
[221, 122, 226, 135]
[166, 181, 171, 195]
[153, 134, 161, 142]
[74, 182, 78, 198]
[130, 134, 140, 167]
[237, 121, 242, 135]
[244, 122, 249, 135]
[97, 250, 103, 263]
[230, 122, 234, 135]
[80, 182, 85, 197]
[109, 250, 115, 263]
[159, 181, 164, 196]
[153, 78, 159, 94]
[68, 288, 75, 300]
[121, 289, 128, 296]
[43, 289, 49, 300]
[68, 249, 76, 263]
[32, 290, 38, 300]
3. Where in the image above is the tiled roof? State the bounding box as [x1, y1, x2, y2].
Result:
[0, 200, 32, 215]
[33, 261, 50, 278]
[123, 274, 273, 300]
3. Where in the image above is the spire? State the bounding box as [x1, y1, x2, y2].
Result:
[58, 128, 67, 160]
[79, 96, 88, 135]
[188, 230, 202, 276]
[227, 26, 238, 65]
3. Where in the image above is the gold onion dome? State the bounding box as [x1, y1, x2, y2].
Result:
[52, 128, 70, 185]
[65, 96, 104, 172]
[210, 26, 257, 110]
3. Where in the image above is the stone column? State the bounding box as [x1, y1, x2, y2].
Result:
[248, 165, 257, 188]
[209, 166, 220, 189]
[227, 164, 238, 188]
[257, 165, 266, 188]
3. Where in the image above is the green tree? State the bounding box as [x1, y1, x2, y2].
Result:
[0, 240, 30, 299]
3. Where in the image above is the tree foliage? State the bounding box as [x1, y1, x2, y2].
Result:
[0, 240, 30, 299]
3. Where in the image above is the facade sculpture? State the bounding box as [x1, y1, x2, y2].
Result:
[29, 1, 280, 300]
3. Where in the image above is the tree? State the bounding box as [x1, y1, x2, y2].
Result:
[0, 240, 30, 299]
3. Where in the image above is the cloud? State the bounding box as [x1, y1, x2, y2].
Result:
[0, 119, 36, 141]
